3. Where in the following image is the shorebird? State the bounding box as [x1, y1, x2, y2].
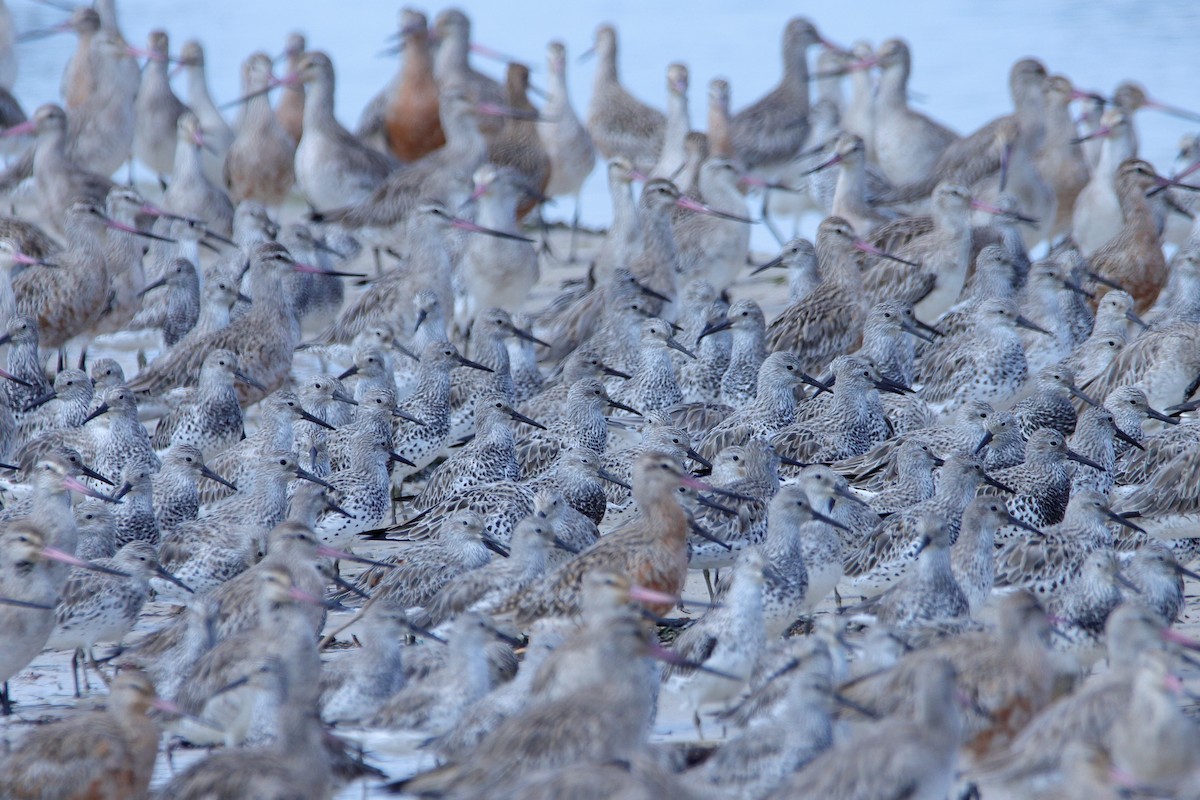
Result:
[488, 62, 551, 213]
[376, 10, 444, 161]
[872, 38, 960, 185]
[162, 111, 234, 237]
[292, 51, 396, 212]
[149, 349, 252, 457]
[1072, 108, 1136, 255]
[772, 355, 901, 463]
[674, 158, 754, 293]
[224, 52, 295, 208]
[432, 620, 566, 761]
[459, 164, 539, 317]
[152, 442, 235, 531]
[0, 669, 165, 800]
[430, 9, 505, 127]
[647, 62, 690, 179]
[764, 217, 870, 371]
[1046, 549, 1130, 669]
[58, 7, 102, 110]
[195, 390, 329, 506]
[731, 17, 833, 179]
[395, 594, 675, 795]
[47, 539, 187, 696]
[615, 318, 692, 414]
[506, 450, 704, 622]
[157, 657, 332, 799]
[516, 378, 626, 477]
[312, 428, 399, 545]
[844, 454, 1000, 597]
[354, 509, 499, 607]
[0, 522, 117, 714]
[131, 30, 185, 180]
[862, 437, 943, 515]
[840, 591, 1055, 760]
[1037, 75, 1092, 242]
[370, 612, 515, 733]
[764, 659, 963, 800]
[859, 512, 970, 635]
[416, 512, 560, 628]
[127, 243, 313, 405]
[176, 39, 234, 186]
[274, 32, 306, 144]
[968, 603, 1188, 787]
[667, 549, 767, 734]
[319, 601, 408, 724]
[158, 451, 328, 596]
[170, 564, 323, 746]
[687, 640, 834, 796]
[916, 298, 1041, 415]
[537, 40, 595, 260]
[417, 391, 535, 510]
[584, 24, 664, 172]
[1087, 159, 1168, 311]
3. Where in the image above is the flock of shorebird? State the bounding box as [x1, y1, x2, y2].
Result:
[0, 1, 1198, 798]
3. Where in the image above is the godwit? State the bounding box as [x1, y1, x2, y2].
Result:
[881, 59, 1050, 228]
[460, 164, 539, 317]
[292, 51, 397, 212]
[1071, 108, 1136, 255]
[968, 604, 1186, 788]
[176, 40, 234, 186]
[488, 61, 551, 216]
[14, 202, 111, 351]
[162, 111, 234, 236]
[431, 9, 505, 131]
[872, 38, 960, 185]
[0, 522, 116, 715]
[537, 40, 595, 260]
[312, 95, 490, 250]
[808, 132, 892, 235]
[1088, 159, 1167, 311]
[14, 103, 112, 234]
[0, 669, 165, 799]
[1037, 75, 1092, 242]
[68, 30, 139, 179]
[585, 23, 665, 172]
[377, 11, 444, 161]
[275, 32, 306, 145]
[731, 17, 833, 179]
[649, 62, 690, 181]
[223, 53, 295, 208]
[674, 157, 753, 292]
[131, 29, 185, 180]
[59, 7, 101, 110]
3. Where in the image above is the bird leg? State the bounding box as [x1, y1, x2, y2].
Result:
[760, 192, 786, 246]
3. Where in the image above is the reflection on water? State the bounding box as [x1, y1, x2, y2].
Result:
[8, 0, 1200, 242]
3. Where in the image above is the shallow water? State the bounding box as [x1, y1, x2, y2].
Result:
[9, 0, 1200, 249]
